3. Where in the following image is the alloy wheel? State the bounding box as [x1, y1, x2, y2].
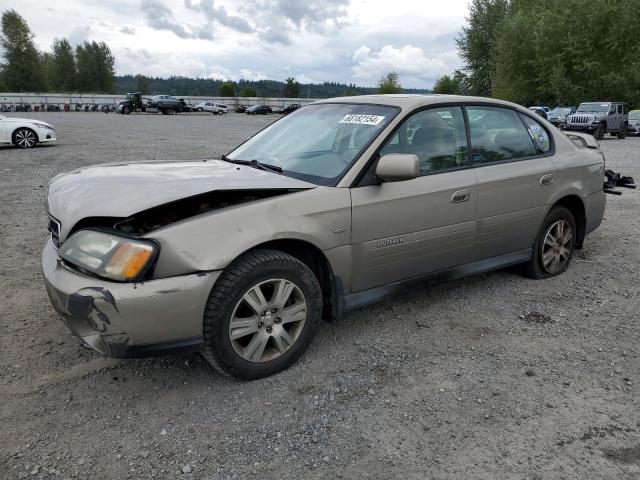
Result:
[541, 219, 573, 274]
[228, 278, 307, 363]
[15, 129, 36, 148]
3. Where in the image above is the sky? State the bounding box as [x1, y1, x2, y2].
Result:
[6, 0, 470, 89]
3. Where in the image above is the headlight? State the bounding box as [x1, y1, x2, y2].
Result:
[59, 230, 158, 281]
[33, 122, 53, 130]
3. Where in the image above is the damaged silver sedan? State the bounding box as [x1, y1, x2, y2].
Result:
[44, 95, 610, 379]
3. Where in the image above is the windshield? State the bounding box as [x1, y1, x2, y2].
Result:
[550, 107, 572, 115]
[629, 111, 640, 122]
[227, 103, 399, 185]
[577, 103, 609, 113]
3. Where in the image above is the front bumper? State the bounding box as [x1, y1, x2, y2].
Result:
[42, 239, 220, 358]
[36, 127, 56, 143]
[563, 124, 597, 132]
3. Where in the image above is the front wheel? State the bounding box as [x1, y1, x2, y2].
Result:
[593, 124, 605, 140]
[13, 128, 38, 148]
[522, 206, 576, 279]
[202, 249, 322, 379]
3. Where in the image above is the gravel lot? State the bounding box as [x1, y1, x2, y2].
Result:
[1, 111, 639, 480]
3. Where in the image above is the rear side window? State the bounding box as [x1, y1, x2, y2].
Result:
[467, 106, 536, 164]
[519, 114, 551, 153]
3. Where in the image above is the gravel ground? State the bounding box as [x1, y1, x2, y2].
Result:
[1, 112, 639, 480]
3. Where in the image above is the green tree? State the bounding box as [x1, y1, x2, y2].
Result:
[377, 72, 402, 94]
[0, 9, 46, 91]
[75, 41, 115, 93]
[492, 0, 640, 107]
[219, 82, 235, 97]
[240, 86, 257, 97]
[135, 74, 150, 94]
[283, 77, 300, 98]
[49, 38, 76, 91]
[432, 74, 462, 94]
[456, 0, 509, 96]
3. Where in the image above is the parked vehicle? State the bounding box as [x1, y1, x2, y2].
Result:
[147, 95, 187, 114]
[627, 110, 640, 136]
[528, 106, 548, 119]
[117, 92, 146, 114]
[235, 105, 247, 113]
[196, 102, 229, 114]
[0, 114, 56, 148]
[547, 106, 576, 127]
[43, 95, 612, 379]
[277, 104, 301, 115]
[564, 102, 628, 140]
[246, 104, 272, 115]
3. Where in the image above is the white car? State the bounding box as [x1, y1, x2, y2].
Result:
[195, 102, 229, 114]
[0, 115, 56, 148]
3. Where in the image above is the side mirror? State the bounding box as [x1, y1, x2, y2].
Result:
[375, 154, 420, 182]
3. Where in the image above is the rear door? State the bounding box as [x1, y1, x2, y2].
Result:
[350, 106, 478, 292]
[467, 106, 557, 260]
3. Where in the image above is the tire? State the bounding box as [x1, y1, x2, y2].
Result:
[522, 206, 576, 279]
[617, 124, 627, 139]
[202, 249, 322, 380]
[198, 107, 203, 112]
[124, 106, 131, 115]
[12, 128, 38, 149]
[593, 124, 605, 140]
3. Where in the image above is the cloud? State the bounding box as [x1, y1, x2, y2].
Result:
[295, 74, 315, 84]
[141, 0, 214, 40]
[184, 0, 252, 33]
[68, 25, 91, 45]
[239, 0, 351, 44]
[351, 44, 459, 86]
[119, 25, 136, 35]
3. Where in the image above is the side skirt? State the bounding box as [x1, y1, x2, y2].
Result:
[342, 248, 532, 313]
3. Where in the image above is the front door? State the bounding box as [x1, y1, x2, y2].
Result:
[350, 106, 477, 292]
[466, 106, 558, 260]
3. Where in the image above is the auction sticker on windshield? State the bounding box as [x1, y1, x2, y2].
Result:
[339, 114, 385, 126]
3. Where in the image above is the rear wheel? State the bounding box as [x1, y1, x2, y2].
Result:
[523, 206, 576, 279]
[202, 249, 321, 379]
[617, 124, 627, 139]
[593, 124, 605, 140]
[12, 128, 37, 148]
[124, 106, 131, 114]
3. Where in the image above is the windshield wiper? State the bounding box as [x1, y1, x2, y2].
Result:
[249, 159, 283, 174]
[219, 156, 283, 174]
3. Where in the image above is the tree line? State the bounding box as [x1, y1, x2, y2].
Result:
[0, 10, 115, 93]
[434, 0, 640, 107]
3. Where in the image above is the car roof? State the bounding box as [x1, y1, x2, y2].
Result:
[311, 94, 528, 111]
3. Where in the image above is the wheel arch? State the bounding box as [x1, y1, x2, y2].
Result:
[246, 238, 340, 319]
[551, 195, 586, 249]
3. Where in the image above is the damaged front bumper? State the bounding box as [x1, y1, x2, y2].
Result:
[42, 238, 220, 358]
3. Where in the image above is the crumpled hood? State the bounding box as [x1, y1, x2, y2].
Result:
[47, 159, 316, 239]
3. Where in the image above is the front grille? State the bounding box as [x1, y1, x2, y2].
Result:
[569, 115, 592, 125]
[48, 216, 61, 248]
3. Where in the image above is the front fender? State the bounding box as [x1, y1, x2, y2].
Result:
[145, 187, 352, 278]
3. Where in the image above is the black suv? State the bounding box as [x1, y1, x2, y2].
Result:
[564, 102, 628, 140]
[277, 104, 301, 115]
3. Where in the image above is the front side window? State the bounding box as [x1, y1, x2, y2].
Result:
[467, 106, 536, 164]
[378, 106, 468, 174]
[227, 103, 398, 185]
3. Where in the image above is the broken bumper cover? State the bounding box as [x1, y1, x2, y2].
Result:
[42, 238, 220, 358]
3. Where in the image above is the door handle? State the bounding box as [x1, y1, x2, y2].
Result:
[451, 189, 471, 203]
[540, 174, 554, 186]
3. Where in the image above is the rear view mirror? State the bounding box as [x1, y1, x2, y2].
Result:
[375, 154, 420, 182]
